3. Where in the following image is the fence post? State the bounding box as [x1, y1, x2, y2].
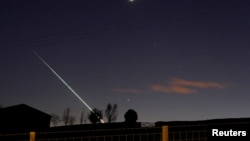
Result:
[162, 126, 168, 141]
[30, 131, 36, 141]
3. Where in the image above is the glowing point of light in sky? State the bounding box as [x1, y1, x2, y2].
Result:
[32, 49, 104, 123]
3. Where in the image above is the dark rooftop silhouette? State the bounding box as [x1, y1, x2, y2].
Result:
[0, 104, 51, 131]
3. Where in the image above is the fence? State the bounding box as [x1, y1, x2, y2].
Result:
[166, 121, 250, 141]
[1, 121, 249, 141]
[0, 125, 205, 141]
[0, 126, 164, 141]
[168, 125, 207, 141]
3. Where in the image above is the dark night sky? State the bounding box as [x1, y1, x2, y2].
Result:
[1, 0, 250, 124]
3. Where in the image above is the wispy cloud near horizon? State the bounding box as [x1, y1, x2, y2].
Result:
[151, 78, 225, 94]
[151, 84, 198, 94]
[113, 78, 225, 95]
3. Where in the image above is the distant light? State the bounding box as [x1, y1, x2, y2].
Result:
[129, 0, 134, 2]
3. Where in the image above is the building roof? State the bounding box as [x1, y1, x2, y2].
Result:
[0, 104, 51, 131]
[0, 104, 51, 117]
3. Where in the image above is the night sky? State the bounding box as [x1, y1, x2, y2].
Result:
[1, 0, 250, 124]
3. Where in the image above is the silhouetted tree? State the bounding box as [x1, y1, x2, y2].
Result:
[105, 103, 118, 123]
[88, 108, 103, 124]
[50, 113, 61, 126]
[69, 116, 76, 125]
[79, 109, 85, 124]
[124, 109, 138, 123]
[62, 107, 71, 126]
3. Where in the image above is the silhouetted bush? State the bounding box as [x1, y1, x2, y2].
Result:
[88, 108, 103, 124]
[124, 109, 138, 123]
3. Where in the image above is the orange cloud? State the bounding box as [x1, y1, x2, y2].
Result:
[151, 78, 225, 94]
[151, 84, 170, 93]
[171, 78, 225, 89]
[170, 85, 198, 94]
[112, 88, 143, 94]
[151, 84, 197, 94]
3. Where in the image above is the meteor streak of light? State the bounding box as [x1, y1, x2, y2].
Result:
[32, 50, 104, 123]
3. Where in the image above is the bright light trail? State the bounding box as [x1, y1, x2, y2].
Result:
[32, 50, 104, 123]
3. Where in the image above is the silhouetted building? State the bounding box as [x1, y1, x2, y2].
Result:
[0, 104, 51, 131]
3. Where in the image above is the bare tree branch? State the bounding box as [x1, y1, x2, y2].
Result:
[80, 109, 84, 124]
[62, 107, 71, 126]
[50, 113, 61, 127]
[105, 103, 118, 123]
[69, 116, 76, 125]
